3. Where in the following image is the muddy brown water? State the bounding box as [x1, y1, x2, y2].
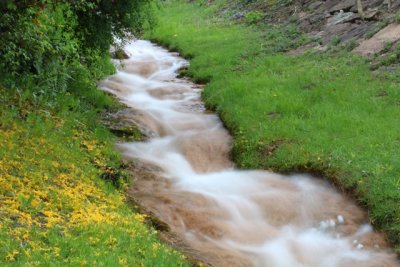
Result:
[100, 40, 399, 267]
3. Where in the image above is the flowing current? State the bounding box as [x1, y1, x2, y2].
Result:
[101, 40, 399, 267]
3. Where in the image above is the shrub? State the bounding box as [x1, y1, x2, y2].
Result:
[0, 0, 153, 91]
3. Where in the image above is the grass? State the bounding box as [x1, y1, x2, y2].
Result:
[147, 0, 400, 253]
[0, 58, 189, 265]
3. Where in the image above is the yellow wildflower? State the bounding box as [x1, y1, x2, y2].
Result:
[5, 250, 19, 261]
[133, 213, 146, 223]
[118, 256, 128, 267]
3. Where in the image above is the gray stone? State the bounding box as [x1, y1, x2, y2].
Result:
[350, 0, 385, 12]
[365, 0, 385, 9]
[322, 23, 356, 43]
[354, 23, 400, 56]
[364, 8, 379, 19]
[307, 1, 324, 10]
[327, 11, 359, 26]
[112, 49, 129, 60]
[231, 12, 244, 20]
[329, 0, 355, 13]
[298, 12, 330, 32]
[309, 12, 330, 24]
[325, 0, 343, 10]
[340, 21, 376, 42]
[392, 1, 400, 9]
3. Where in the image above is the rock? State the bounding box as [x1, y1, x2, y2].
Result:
[329, 0, 355, 13]
[354, 23, 400, 56]
[231, 12, 244, 20]
[102, 109, 147, 141]
[340, 21, 376, 42]
[307, 1, 324, 10]
[327, 11, 359, 26]
[325, 0, 343, 10]
[365, 0, 385, 9]
[309, 12, 330, 24]
[298, 12, 330, 32]
[298, 19, 312, 32]
[322, 23, 356, 43]
[391, 0, 400, 9]
[298, 11, 309, 20]
[363, 8, 379, 20]
[112, 49, 130, 60]
[350, 0, 385, 12]
[320, 20, 376, 44]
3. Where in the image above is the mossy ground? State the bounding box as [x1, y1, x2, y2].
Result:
[147, 0, 400, 253]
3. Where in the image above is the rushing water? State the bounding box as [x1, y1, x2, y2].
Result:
[101, 40, 399, 267]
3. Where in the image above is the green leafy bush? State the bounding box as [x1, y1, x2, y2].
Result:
[0, 0, 152, 92]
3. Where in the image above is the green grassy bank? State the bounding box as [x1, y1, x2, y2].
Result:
[147, 1, 400, 252]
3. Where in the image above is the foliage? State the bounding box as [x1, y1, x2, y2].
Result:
[380, 43, 400, 66]
[148, 0, 400, 252]
[0, 0, 152, 84]
[244, 11, 264, 24]
[330, 35, 341, 47]
[260, 23, 308, 52]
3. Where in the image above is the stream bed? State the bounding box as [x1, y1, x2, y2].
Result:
[100, 40, 399, 267]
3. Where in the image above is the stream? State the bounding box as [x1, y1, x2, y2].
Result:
[100, 40, 399, 267]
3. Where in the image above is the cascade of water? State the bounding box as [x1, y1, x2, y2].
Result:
[100, 40, 399, 267]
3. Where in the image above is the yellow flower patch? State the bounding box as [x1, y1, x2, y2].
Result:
[0, 92, 188, 266]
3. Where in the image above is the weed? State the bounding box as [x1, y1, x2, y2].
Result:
[244, 11, 264, 24]
[395, 12, 400, 24]
[382, 41, 394, 54]
[344, 39, 358, 52]
[330, 35, 341, 46]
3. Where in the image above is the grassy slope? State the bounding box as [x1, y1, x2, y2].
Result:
[147, 1, 400, 252]
[0, 63, 188, 265]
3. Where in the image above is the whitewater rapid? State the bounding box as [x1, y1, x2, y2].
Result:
[100, 40, 399, 267]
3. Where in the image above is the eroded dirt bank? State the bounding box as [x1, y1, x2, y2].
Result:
[100, 40, 400, 267]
